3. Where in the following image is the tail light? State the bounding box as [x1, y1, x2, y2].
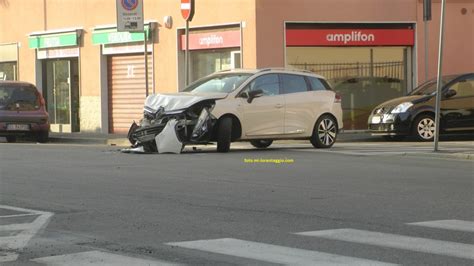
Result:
[35, 91, 46, 106]
[334, 93, 342, 104]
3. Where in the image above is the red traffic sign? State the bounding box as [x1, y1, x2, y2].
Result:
[180, 0, 195, 21]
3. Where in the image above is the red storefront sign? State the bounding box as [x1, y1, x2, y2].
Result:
[286, 29, 414, 46]
[180, 30, 240, 50]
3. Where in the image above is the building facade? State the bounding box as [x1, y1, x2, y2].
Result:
[1, 0, 473, 132]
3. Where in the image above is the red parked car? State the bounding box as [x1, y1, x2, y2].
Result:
[0, 81, 50, 143]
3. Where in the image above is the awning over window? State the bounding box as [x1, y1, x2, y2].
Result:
[92, 24, 151, 45]
[28, 29, 81, 49]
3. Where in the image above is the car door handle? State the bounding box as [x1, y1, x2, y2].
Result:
[275, 104, 284, 109]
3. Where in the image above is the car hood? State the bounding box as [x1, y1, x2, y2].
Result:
[375, 95, 431, 109]
[144, 92, 228, 112]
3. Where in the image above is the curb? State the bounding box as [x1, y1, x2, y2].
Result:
[404, 152, 474, 161]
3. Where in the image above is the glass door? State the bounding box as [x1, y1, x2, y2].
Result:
[45, 59, 72, 132]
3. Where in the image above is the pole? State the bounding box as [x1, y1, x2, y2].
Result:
[184, 20, 189, 87]
[434, 0, 446, 151]
[424, 21, 429, 81]
[144, 31, 149, 97]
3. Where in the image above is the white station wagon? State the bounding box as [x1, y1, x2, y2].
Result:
[126, 68, 343, 153]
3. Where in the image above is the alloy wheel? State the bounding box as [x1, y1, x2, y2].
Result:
[416, 117, 435, 140]
[318, 118, 337, 146]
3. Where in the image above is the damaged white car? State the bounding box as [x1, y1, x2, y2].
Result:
[125, 68, 343, 153]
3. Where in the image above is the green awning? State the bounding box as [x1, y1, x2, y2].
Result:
[92, 25, 151, 45]
[28, 31, 79, 49]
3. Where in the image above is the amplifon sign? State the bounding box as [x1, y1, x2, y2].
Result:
[180, 30, 240, 50]
[286, 29, 415, 46]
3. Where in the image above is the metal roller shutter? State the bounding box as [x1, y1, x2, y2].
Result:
[108, 54, 151, 133]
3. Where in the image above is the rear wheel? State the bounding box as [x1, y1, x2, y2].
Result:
[413, 114, 435, 141]
[36, 131, 49, 143]
[217, 117, 232, 152]
[250, 139, 273, 148]
[310, 115, 337, 148]
[6, 136, 17, 143]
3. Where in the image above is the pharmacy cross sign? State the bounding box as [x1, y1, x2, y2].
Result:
[181, 0, 195, 21]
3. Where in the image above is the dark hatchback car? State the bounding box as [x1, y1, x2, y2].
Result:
[0, 81, 50, 143]
[368, 73, 474, 141]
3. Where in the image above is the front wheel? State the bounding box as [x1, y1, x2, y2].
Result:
[413, 114, 435, 141]
[250, 139, 273, 148]
[310, 115, 338, 148]
[217, 117, 232, 152]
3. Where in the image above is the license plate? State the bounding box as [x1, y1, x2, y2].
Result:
[7, 124, 30, 131]
[371, 115, 381, 124]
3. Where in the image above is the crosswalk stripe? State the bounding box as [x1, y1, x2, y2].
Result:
[167, 238, 396, 265]
[32, 251, 181, 266]
[295, 229, 474, 260]
[407, 220, 474, 232]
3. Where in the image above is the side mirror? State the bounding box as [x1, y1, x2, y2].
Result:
[239, 91, 249, 99]
[247, 89, 263, 103]
[444, 89, 457, 98]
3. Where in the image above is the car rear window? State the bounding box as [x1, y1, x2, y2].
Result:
[0, 85, 40, 111]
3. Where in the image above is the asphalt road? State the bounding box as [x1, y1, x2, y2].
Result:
[0, 141, 473, 265]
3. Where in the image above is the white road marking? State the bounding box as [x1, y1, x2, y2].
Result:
[295, 229, 474, 260]
[0, 205, 53, 262]
[32, 251, 181, 266]
[0, 213, 39, 218]
[407, 220, 474, 232]
[167, 238, 396, 265]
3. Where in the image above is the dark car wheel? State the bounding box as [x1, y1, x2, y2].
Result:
[310, 115, 337, 148]
[413, 114, 436, 141]
[36, 131, 49, 143]
[383, 135, 406, 141]
[6, 136, 17, 143]
[217, 117, 232, 153]
[250, 139, 273, 148]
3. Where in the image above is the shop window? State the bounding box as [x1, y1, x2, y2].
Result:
[0, 62, 17, 80]
[287, 46, 409, 129]
[190, 48, 239, 83]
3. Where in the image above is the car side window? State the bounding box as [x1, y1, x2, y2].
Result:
[449, 78, 474, 98]
[280, 74, 309, 94]
[244, 74, 280, 96]
[308, 77, 327, 91]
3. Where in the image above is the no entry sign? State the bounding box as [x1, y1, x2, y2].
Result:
[181, 0, 195, 21]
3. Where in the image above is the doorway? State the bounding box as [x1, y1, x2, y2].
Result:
[43, 58, 79, 132]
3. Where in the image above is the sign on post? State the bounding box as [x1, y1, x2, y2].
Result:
[181, 0, 195, 21]
[116, 0, 144, 32]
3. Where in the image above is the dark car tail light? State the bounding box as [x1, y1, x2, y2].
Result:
[334, 93, 342, 103]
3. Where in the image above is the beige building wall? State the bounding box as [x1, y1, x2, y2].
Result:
[416, 0, 474, 83]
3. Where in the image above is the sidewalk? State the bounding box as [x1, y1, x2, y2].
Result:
[47, 131, 474, 160]
[48, 131, 378, 146]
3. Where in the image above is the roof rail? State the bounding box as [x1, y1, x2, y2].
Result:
[257, 67, 314, 74]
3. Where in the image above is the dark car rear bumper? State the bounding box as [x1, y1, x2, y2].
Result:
[0, 122, 50, 136]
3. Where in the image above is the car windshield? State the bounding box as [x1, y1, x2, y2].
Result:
[408, 75, 459, 96]
[184, 73, 252, 94]
[0, 85, 40, 111]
